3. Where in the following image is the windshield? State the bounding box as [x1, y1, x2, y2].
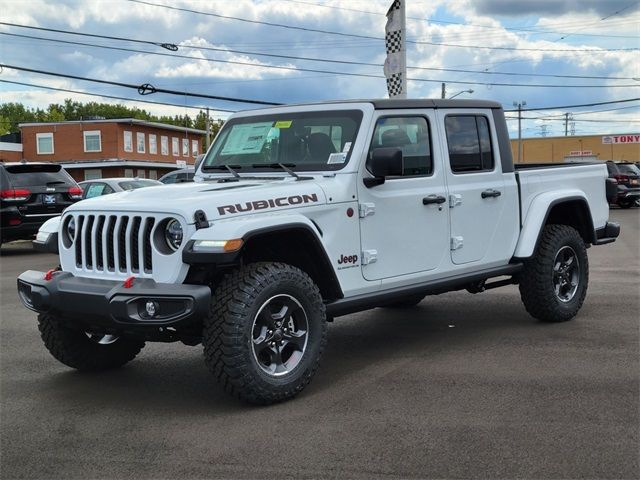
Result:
[118, 180, 162, 190]
[202, 110, 363, 172]
[616, 164, 640, 175]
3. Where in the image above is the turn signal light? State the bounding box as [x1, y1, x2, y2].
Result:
[1, 189, 31, 201]
[68, 186, 83, 200]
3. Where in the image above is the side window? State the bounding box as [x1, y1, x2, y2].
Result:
[368, 116, 432, 176]
[445, 115, 494, 173]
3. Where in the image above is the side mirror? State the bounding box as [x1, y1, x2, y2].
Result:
[364, 147, 403, 187]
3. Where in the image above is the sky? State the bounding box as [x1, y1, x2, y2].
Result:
[0, 0, 638, 139]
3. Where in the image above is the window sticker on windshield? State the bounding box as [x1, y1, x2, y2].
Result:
[221, 122, 273, 155]
[342, 142, 352, 153]
[274, 120, 292, 129]
[327, 152, 347, 164]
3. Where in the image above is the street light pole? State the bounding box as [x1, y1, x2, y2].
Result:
[449, 89, 474, 99]
[513, 100, 527, 163]
[441, 83, 446, 99]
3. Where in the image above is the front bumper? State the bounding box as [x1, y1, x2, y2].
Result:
[17, 270, 210, 333]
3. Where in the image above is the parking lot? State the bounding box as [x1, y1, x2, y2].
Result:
[1, 209, 638, 479]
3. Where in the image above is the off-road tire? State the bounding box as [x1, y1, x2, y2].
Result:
[204, 262, 327, 405]
[381, 294, 426, 308]
[519, 224, 589, 322]
[38, 314, 145, 371]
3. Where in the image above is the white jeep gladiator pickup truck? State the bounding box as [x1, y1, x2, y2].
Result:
[17, 99, 620, 404]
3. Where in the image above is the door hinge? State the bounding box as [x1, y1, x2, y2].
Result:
[449, 194, 462, 208]
[361, 249, 378, 265]
[359, 203, 376, 218]
[450, 236, 464, 251]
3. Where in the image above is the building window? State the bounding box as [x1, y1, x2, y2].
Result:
[136, 169, 146, 178]
[36, 133, 54, 155]
[124, 131, 133, 152]
[172, 137, 179, 156]
[149, 134, 157, 155]
[83, 130, 102, 153]
[161, 136, 169, 155]
[182, 138, 189, 157]
[124, 169, 134, 178]
[192, 139, 199, 157]
[137, 132, 146, 153]
[84, 169, 102, 180]
[148, 170, 158, 180]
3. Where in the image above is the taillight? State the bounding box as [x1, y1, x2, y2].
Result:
[615, 175, 629, 183]
[0, 189, 31, 201]
[68, 186, 83, 200]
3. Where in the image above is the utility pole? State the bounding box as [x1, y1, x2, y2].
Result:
[513, 100, 526, 163]
[205, 107, 211, 149]
[441, 82, 446, 99]
[564, 112, 569, 136]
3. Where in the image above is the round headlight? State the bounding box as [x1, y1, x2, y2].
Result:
[164, 219, 183, 251]
[66, 217, 76, 241]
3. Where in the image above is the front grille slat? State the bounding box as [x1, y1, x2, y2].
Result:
[143, 217, 155, 273]
[72, 213, 156, 278]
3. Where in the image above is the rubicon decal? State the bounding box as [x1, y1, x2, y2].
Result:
[217, 193, 318, 215]
[337, 253, 359, 270]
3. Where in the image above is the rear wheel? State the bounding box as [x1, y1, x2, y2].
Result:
[203, 262, 327, 404]
[619, 201, 633, 209]
[38, 314, 145, 371]
[519, 224, 589, 322]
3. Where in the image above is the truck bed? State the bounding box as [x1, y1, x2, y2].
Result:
[515, 162, 610, 234]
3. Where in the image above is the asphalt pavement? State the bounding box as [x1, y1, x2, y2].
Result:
[1, 210, 638, 479]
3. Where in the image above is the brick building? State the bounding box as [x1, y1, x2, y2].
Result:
[510, 133, 640, 163]
[5, 119, 206, 181]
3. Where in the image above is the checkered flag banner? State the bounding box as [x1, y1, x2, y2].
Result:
[384, 0, 406, 98]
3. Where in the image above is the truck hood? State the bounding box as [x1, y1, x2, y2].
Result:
[67, 177, 328, 223]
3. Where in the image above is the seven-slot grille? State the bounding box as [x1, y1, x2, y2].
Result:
[72, 214, 156, 276]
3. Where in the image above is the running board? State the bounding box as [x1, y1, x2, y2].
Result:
[325, 264, 522, 318]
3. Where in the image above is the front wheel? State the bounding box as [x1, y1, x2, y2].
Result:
[519, 224, 589, 322]
[203, 262, 327, 404]
[38, 315, 145, 371]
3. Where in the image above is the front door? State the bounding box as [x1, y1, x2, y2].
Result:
[357, 112, 449, 281]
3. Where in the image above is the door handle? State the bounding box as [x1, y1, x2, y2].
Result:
[481, 189, 502, 199]
[423, 195, 447, 205]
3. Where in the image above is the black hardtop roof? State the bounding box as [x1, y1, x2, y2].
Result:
[270, 98, 503, 110]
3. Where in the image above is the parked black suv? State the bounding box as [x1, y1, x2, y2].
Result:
[606, 161, 640, 208]
[1, 163, 82, 245]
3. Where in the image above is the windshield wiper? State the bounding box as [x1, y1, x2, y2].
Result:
[203, 164, 243, 180]
[251, 163, 311, 181]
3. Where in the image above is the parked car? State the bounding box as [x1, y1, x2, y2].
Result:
[17, 98, 619, 405]
[1, 162, 82, 246]
[159, 155, 205, 184]
[33, 177, 162, 253]
[605, 161, 640, 208]
[159, 168, 195, 184]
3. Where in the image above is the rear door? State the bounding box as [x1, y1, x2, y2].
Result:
[438, 111, 516, 266]
[357, 110, 449, 281]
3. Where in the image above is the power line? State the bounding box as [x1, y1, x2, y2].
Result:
[2, 37, 638, 89]
[504, 98, 640, 112]
[0, 64, 282, 106]
[2, 26, 637, 81]
[0, 79, 235, 114]
[3, 77, 639, 121]
[125, 0, 639, 53]
[280, 0, 639, 39]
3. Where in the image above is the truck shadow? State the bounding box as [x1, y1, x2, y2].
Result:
[37, 291, 558, 414]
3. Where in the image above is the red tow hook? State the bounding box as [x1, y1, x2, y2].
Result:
[43, 268, 59, 281]
[123, 276, 135, 289]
